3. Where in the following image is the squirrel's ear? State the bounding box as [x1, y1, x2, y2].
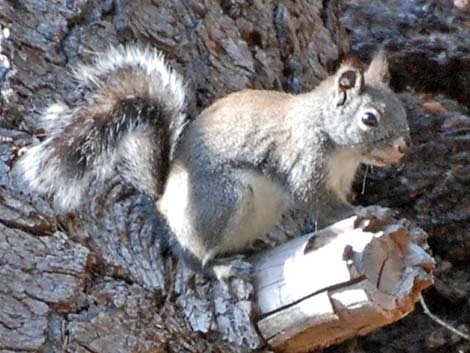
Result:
[334, 58, 364, 106]
[337, 69, 363, 92]
[365, 50, 390, 86]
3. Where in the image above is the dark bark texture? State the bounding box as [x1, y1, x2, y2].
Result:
[339, 2, 470, 353]
[0, 0, 469, 352]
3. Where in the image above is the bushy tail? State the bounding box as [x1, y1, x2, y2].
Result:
[14, 45, 187, 211]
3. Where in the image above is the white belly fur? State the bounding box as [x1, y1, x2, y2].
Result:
[326, 149, 362, 201]
[222, 170, 291, 253]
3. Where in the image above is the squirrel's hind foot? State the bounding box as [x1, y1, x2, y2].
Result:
[210, 255, 253, 282]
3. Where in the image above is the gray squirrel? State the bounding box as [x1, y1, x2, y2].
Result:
[15, 45, 410, 279]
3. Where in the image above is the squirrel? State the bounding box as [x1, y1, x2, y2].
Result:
[14, 45, 410, 280]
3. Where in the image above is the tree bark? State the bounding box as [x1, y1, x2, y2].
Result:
[339, 2, 470, 353]
[2, 1, 469, 353]
[0, 1, 349, 352]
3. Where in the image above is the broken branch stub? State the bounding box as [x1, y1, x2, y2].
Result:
[253, 206, 435, 353]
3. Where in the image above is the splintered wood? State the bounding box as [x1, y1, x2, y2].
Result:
[253, 207, 435, 353]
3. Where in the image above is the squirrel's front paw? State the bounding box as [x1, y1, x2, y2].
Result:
[210, 255, 253, 282]
[354, 205, 395, 222]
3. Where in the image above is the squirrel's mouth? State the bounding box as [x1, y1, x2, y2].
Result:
[363, 149, 406, 167]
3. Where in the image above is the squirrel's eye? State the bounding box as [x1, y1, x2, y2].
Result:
[361, 112, 378, 127]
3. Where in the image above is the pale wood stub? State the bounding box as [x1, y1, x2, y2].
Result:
[253, 207, 434, 353]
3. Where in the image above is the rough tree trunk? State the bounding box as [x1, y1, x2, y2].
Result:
[340, 2, 470, 353]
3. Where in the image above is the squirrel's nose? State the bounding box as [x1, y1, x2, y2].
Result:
[394, 136, 410, 155]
